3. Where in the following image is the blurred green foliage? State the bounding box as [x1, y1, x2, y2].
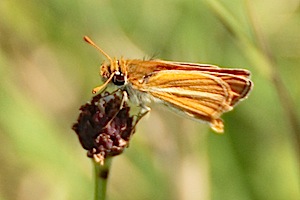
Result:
[0, 0, 299, 199]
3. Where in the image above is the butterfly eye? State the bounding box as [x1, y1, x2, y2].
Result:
[113, 71, 125, 86]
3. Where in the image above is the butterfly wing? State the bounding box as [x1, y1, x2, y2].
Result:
[154, 60, 253, 106]
[127, 60, 252, 98]
[127, 60, 253, 132]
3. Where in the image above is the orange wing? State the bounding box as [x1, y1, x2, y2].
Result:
[127, 60, 252, 132]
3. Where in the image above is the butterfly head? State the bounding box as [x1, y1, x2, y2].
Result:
[100, 60, 126, 86]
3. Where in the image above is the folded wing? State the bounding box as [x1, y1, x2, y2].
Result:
[132, 69, 252, 133]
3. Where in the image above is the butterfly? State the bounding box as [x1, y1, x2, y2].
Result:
[84, 36, 253, 133]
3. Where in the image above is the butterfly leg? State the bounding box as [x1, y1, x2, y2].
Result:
[120, 90, 150, 124]
[104, 90, 128, 128]
[137, 105, 151, 123]
[130, 105, 150, 131]
[119, 89, 149, 121]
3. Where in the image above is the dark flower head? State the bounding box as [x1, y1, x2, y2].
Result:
[72, 91, 137, 165]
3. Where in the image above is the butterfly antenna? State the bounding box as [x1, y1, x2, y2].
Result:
[83, 36, 113, 64]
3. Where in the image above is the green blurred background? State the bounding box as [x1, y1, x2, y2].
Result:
[0, 0, 299, 199]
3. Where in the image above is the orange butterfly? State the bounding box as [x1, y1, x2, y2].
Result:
[84, 36, 253, 133]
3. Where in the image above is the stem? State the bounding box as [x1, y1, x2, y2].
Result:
[93, 158, 112, 200]
[244, 0, 300, 162]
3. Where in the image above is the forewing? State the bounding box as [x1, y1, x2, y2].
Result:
[127, 60, 252, 106]
[132, 70, 234, 132]
[127, 60, 253, 132]
[157, 61, 253, 105]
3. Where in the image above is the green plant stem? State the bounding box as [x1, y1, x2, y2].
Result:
[93, 158, 112, 200]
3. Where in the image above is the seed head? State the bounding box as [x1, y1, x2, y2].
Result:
[72, 92, 136, 164]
